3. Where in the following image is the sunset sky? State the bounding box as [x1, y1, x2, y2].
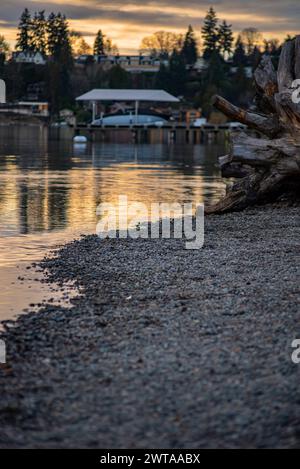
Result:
[1, 0, 299, 53]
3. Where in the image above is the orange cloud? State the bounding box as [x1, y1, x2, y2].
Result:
[1, 0, 298, 53]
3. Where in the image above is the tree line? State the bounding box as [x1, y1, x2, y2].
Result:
[154, 7, 285, 114]
[13, 8, 119, 58]
[2, 6, 285, 63]
[0, 6, 290, 118]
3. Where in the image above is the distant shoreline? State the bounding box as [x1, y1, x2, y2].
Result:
[0, 114, 49, 126]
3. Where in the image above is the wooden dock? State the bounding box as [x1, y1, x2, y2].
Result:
[70, 122, 246, 144]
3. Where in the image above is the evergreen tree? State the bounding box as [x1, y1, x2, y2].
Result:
[94, 30, 105, 55]
[181, 25, 198, 65]
[16, 8, 33, 52]
[204, 50, 227, 88]
[232, 35, 248, 66]
[46, 12, 57, 56]
[93, 31, 119, 56]
[108, 65, 131, 88]
[0, 54, 5, 71]
[47, 12, 72, 64]
[0, 35, 8, 71]
[218, 21, 233, 57]
[233, 64, 250, 106]
[155, 62, 171, 90]
[168, 49, 186, 96]
[0, 34, 10, 65]
[198, 50, 228, 115]
[201, 7, 219, 60]
[31, 11, 47, 54]
[46, 13, 73, 113]
[249, 45, 262, 70]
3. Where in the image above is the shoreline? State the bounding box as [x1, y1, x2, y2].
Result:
[0, 205, 299, 448]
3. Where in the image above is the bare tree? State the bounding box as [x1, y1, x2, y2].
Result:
[0, 35, 10, 55]
[240, 28, 263, 55]
[70, 31, 92, 56]
[140, 31, 183, 58]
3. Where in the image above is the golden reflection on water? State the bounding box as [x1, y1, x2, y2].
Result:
[0, 128, 227, 319]
[0, 129, 226, 267]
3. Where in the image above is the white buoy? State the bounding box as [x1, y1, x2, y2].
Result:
[73, 135, 88, 143]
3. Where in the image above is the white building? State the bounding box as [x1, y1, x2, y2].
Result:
[192, 58, 208, 72]
[0, 102, 50, 117]
[230, 65, 253, 78]
[94, 55, 168, 73]
[13, 51, 46, 66]
[76, 54, 210, 74]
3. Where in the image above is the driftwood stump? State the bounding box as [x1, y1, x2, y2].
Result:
[206, 36, 300, 214]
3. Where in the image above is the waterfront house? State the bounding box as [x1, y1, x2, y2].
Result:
[0, 101, 49, 117]
[12, 51, 47, 66]
[77, 54, 168, 73]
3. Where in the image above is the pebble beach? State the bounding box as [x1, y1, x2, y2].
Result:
[0, 205, 299, 448]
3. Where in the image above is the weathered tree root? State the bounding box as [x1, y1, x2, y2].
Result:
[206, 36, 300, 214]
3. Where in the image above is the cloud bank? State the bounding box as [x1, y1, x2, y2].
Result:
[1, 0, 299, 52]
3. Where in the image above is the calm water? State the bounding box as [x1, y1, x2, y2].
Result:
[0, 125, 226, 319]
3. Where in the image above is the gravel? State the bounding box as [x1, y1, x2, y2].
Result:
[0, 206, 299, 448]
